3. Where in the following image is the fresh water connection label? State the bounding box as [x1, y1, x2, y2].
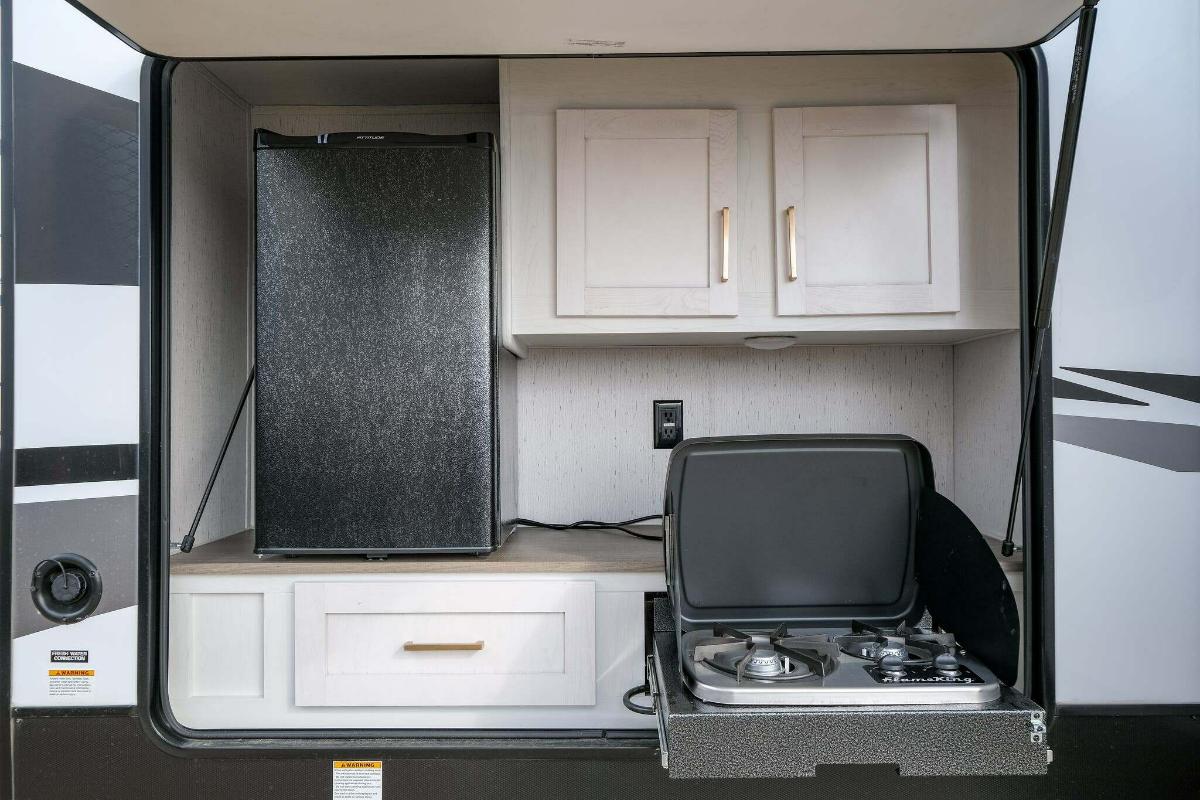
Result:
[47, 669, 95, 697]
[50, 649, 89, 663]
[332, 761, 382, 800]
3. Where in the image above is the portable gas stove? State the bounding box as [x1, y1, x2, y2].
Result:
[681, 620, 1000, 705]
[649, 435, 1044, 779]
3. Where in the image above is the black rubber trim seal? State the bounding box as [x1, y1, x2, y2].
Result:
[0, 0, 18, 788]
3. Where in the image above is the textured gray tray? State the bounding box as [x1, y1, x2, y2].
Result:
[650, 631, 1048, 779]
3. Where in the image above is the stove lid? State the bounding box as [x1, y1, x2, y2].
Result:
[664, 435, 931, 628]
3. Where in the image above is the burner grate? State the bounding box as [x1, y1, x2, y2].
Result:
[836, 620, 961, 667]
[693, 624, 840, 683]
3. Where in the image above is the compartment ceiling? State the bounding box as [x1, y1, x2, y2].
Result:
[203, 60, 500, 107]
[73, 0, 1081, 59]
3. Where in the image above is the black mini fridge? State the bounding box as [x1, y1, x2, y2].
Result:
[253, 130, 514, 555]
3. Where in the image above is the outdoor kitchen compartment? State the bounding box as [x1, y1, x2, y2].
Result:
[650, 435, 1048, 778]
[254, 130, 514, 555]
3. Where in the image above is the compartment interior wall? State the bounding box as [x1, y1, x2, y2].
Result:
[953, 332, 1023, 542]
[169, 63, 253, 550]
[517, 341, 1022, 547]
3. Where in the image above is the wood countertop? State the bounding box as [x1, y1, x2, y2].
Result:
[170, 526, 666, 576]
[170, 526, 1021, 577]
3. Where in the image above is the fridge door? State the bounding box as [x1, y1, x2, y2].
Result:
[254, 132, 498, 554]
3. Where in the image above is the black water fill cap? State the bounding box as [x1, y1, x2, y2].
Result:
[50, 571, 87, 604]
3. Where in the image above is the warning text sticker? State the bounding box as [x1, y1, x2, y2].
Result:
[48, 669, 94, 697]
[332, 761, 382, 800]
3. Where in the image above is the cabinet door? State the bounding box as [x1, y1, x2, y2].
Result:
[773, 105, 960, 316]
[556, 109, 737, 316]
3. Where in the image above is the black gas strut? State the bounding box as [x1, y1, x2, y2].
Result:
[177, 363, 256, 554]
[1001, 0, 1100, 558]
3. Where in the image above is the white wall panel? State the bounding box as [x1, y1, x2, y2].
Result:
[516, 346, 954, 522]
[14, 284, 139, 450]
[13, 0, 142, 101]
[953, 333, 1021, 541]
[11, 606, 137, 707]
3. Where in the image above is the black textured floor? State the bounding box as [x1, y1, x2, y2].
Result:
[11, 712, 1199, 799]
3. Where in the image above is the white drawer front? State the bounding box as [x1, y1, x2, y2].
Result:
[295, 581, 595, 707]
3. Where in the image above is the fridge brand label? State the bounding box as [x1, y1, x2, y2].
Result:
[50, 649, 89, 663]
[47, 669, 95, 697]
[332, 761, 382, 800]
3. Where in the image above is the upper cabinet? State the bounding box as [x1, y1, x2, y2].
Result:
[501, 56, 1020, 347]
[556, 109, 737, 317]
[773, 105, 960, 316]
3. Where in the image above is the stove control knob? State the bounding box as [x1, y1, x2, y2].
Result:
[879, 654, 907, 675]
[934, 653, 961, 676]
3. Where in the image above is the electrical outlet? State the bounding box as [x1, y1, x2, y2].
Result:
[654, 400, 684, 449]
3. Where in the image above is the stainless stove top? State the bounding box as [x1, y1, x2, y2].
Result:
[680, 623, 1002, 706]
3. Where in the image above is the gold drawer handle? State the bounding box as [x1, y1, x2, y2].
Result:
[403, 641, 484, 652]
[720, 206, 731, 283]
[785, 205, 798, 281]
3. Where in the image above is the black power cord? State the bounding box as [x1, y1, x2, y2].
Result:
[512, 515, 663, 541]
[622, 683, 655, 715]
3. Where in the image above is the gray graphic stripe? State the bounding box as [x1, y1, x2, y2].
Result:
[1054, 415, 1200, 472]
[1063, 367, 1200, 405]
[11, 495, 137, 638]
[1053, 378, 1147, 406]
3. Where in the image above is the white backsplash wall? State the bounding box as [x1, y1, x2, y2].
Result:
[517, 346, 955, 522]
[953, 332, 1022, 540]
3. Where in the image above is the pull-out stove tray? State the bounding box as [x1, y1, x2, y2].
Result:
[650, 630, 1048, 779]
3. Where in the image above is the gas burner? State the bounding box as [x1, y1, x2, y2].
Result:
[691, 623, 840, 683]
[835, 620, 962, 672]
[679, 625, 999, 706]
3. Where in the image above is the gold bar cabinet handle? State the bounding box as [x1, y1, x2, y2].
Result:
[720, 206, 731, 283]
[786, 205, 798, 282]
[403, 641, 485, 652]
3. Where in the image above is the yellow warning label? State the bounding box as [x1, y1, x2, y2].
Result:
[48, 668, 95, 698]
[333, 760, 382, 800]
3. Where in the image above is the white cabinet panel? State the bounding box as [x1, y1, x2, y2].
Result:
[774, 104, 960, 316]
[503, 56, 1018, 344]
[168, 572, 661, 729]
[169, 592, 265, 700]
[295, 580, 596, 707]
[556, 109, 737, 316]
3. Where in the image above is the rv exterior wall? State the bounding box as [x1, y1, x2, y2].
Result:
[1045, 0, 1200, 707]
